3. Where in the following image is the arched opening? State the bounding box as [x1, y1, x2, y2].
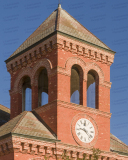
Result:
[87, 70, 99, 109]
[22, 76, 32, 111]
[38, 68, 48, 107]
[70, 65, 83, 105]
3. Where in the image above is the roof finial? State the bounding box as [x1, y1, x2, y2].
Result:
[58, 0, 61, 8]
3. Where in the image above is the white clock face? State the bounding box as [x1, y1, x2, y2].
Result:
[75, 118, 95, 143]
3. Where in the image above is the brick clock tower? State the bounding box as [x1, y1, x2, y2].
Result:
[5, 4, 127, 160]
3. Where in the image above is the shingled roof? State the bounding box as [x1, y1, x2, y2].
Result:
[110, 133, 128, 156]
[6, 4, 113, 62]
[0, 111, 56, 140]
[0, 104, 10, 126]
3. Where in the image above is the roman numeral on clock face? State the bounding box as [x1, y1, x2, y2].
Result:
[80, 136, 83, 140]
[89, 134, 93, 139]
[75, 118, 95, 143]
[84, 120, 86, 126]
[77, 132, 81, 136]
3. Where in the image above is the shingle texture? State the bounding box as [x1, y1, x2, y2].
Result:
[110, 133, 128, 155]
[0, 104, 10, 126]
[0, 104, 10, 114]
[8, 4, 111, 60]
[0, 111, 56, 140]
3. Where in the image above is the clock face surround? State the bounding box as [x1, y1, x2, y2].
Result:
[71, 114, 98, 147]
[75, 118, 95, 143]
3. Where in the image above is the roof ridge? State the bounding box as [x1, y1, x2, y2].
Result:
[11, 111, 28, 133]
[56, 5, 61, 30]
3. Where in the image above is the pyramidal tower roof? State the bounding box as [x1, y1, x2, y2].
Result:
[6, 4, 114, 62]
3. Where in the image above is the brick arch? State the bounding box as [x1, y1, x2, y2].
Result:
[12, 58, 52, 93]
[65, 57, 86, 79]
[31, 58, 52, 86]
[13, 68, 32, 94]
[85, 62, 104, 84]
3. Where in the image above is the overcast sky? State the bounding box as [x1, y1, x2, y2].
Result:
[0, 0, 128, 145]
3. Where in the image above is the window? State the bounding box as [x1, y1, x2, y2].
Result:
[87, 70, 99, 109]
[22, 76, 32, 111]
[70, 65, 83, 105]
[38, 68, 48, 107]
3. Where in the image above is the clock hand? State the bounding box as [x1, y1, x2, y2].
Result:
[85, 130, 93, 139]
[80, 128, 93, 139]
[79, 128, 88, 134]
